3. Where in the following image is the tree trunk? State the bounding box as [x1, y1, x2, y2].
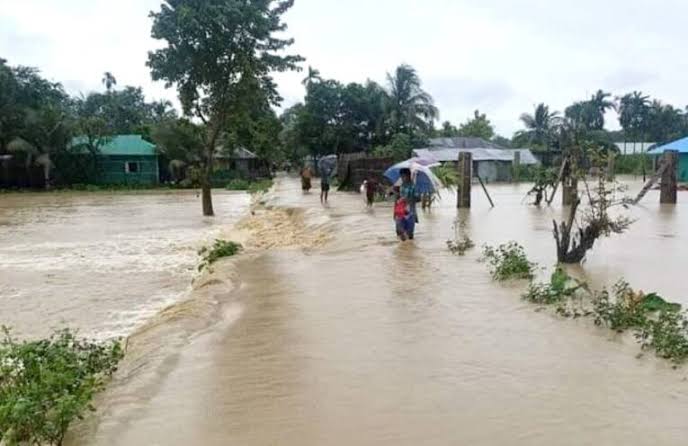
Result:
[201, 182, 214, 216]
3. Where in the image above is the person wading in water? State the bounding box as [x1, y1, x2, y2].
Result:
[399, 168, 419, 239]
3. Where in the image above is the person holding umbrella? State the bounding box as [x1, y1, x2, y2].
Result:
[399, 168, 419, 239]
[318, 155, 337, 204]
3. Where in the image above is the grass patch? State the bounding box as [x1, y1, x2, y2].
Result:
[481, 242, 537, 281]
[0, 328, 124, 446]
[198, 240, 242, 271]
[225, 178, 273, 194]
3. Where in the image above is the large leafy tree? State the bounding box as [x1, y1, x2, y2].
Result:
[148, 0, 302, 216]
[457, 110, 494, 140]
[385, 64, 438, 139]
[515, 103, 560, 149]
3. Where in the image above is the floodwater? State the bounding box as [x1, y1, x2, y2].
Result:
[0, 190, 250, 340]
[4, 178, 688, 445]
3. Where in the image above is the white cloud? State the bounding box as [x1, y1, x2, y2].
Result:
[1, 0, 687, 135]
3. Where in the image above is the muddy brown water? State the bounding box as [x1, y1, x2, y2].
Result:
[3, 178, 688, 445]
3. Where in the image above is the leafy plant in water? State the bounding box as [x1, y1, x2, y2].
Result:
[637, 310, 688, 364]
[523, 267, 586, 304]
[591, 281, 651, 331]
[198, 239, 242, 271]
[481, 242, 537, 281]
[0, 327, 123, 446]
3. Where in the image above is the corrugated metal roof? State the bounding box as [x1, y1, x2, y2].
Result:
[649, 137, 688, 154]
[429, 137, 505, 149]
[71, 135, 156, 156]
[414, 148, 539, 165]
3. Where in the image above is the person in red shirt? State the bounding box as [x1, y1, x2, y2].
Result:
[393, 193, 410, 241]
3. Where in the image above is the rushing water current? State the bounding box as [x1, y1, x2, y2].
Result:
[3, 178, 688, 445]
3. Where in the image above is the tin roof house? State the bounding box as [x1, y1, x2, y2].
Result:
[414, 137, 539, 182]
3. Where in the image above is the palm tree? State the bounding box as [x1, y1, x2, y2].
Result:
[617, 91, 650, 153]
[385, 64, 438, 137]
[102, 72, 117, 92]
[301, 66, 321, 87]
[589, 89, 614, 129]
[517, 103, 560, 149]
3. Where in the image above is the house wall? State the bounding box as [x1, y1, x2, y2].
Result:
[99, 155, 159, 185]
[680, 154, 688, 182]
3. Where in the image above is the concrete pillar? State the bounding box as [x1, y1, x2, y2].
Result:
[660, 150, 678, 204]
[513, 151, 521, 182]
[457, 152, 472, 208]
[606, 152, 615, 181]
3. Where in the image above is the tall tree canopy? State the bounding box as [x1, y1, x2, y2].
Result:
[515, 103, 560, 148]
[147, 0, 302, 216]
[457, 110, 494, 139]
[385, 64, 438, 138]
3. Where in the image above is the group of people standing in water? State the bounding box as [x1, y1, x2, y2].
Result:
[300, 166, 418, 241]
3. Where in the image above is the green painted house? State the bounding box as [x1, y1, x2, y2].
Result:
[72, 135, 159, 185]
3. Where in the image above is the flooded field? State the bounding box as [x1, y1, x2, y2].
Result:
[0, 190, 250, 340]
[3, 178, 688, 445]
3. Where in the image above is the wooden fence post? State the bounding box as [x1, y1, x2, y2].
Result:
[660, 150, 678, 204]
[457, 152, 472, 208]
[513, 151, 521, 182]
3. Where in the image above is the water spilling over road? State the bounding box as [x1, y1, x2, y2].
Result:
[4, 179, 688, 445]
[0, 190, 250, 340]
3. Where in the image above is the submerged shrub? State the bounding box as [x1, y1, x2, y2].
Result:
[637, 310, 688, 364]
[0, 328, 123, 446]
[523, 268, 585, 305]
[247, 179, 273, 194]
[447, 236, 475, 256]
[481, 242, 536, 281]
[198, 240, 242, 271]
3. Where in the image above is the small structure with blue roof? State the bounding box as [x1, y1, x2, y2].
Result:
[648, 136, 688, 182]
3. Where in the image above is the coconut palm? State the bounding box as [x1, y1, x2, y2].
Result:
[589, 89, 614, 129]
[517, 103, 560, 148]
[385, 64, 438, 137]
[617, 91, 650, 152]
[102, 72, 117, 92]
[301, 66, 321, 87]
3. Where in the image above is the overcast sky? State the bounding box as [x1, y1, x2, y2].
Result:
[2, 0, 687, 135]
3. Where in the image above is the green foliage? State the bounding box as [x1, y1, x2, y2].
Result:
[147, 0, 302, 215]
[637, 310, 688, 364]
[247, 179, 273, 194]
[225, 179, 250, 191]
[0, 328, 123, 445]
[614, 154, 653, 175]
[457, 109, 494, 139]
[198, 240, 242, 271]
[432, 165, 458, 189]
[372, 133, 413, 161]
[523, 267, 585, 304]
[481, 242, 537, 281]
[515, 103, 560, 149]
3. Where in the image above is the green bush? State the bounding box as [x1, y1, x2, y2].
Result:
[225, 179, 250, 191]
[481, 242, 537, 281]
[198, 240, 242, 271]
[637, 310, 688, 364]
[615, 154, 653, 175]
[523, 268, 585, 304]
[247, 179, 273, 194]
[0, 328, 123, 446]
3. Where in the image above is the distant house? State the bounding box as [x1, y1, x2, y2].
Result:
[415, 137, 539, 182]
[647, 136, 688, 182]
[215, 147, 270, 180]
[615, 142, 657, 155]
[72, 135, 159, 186]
